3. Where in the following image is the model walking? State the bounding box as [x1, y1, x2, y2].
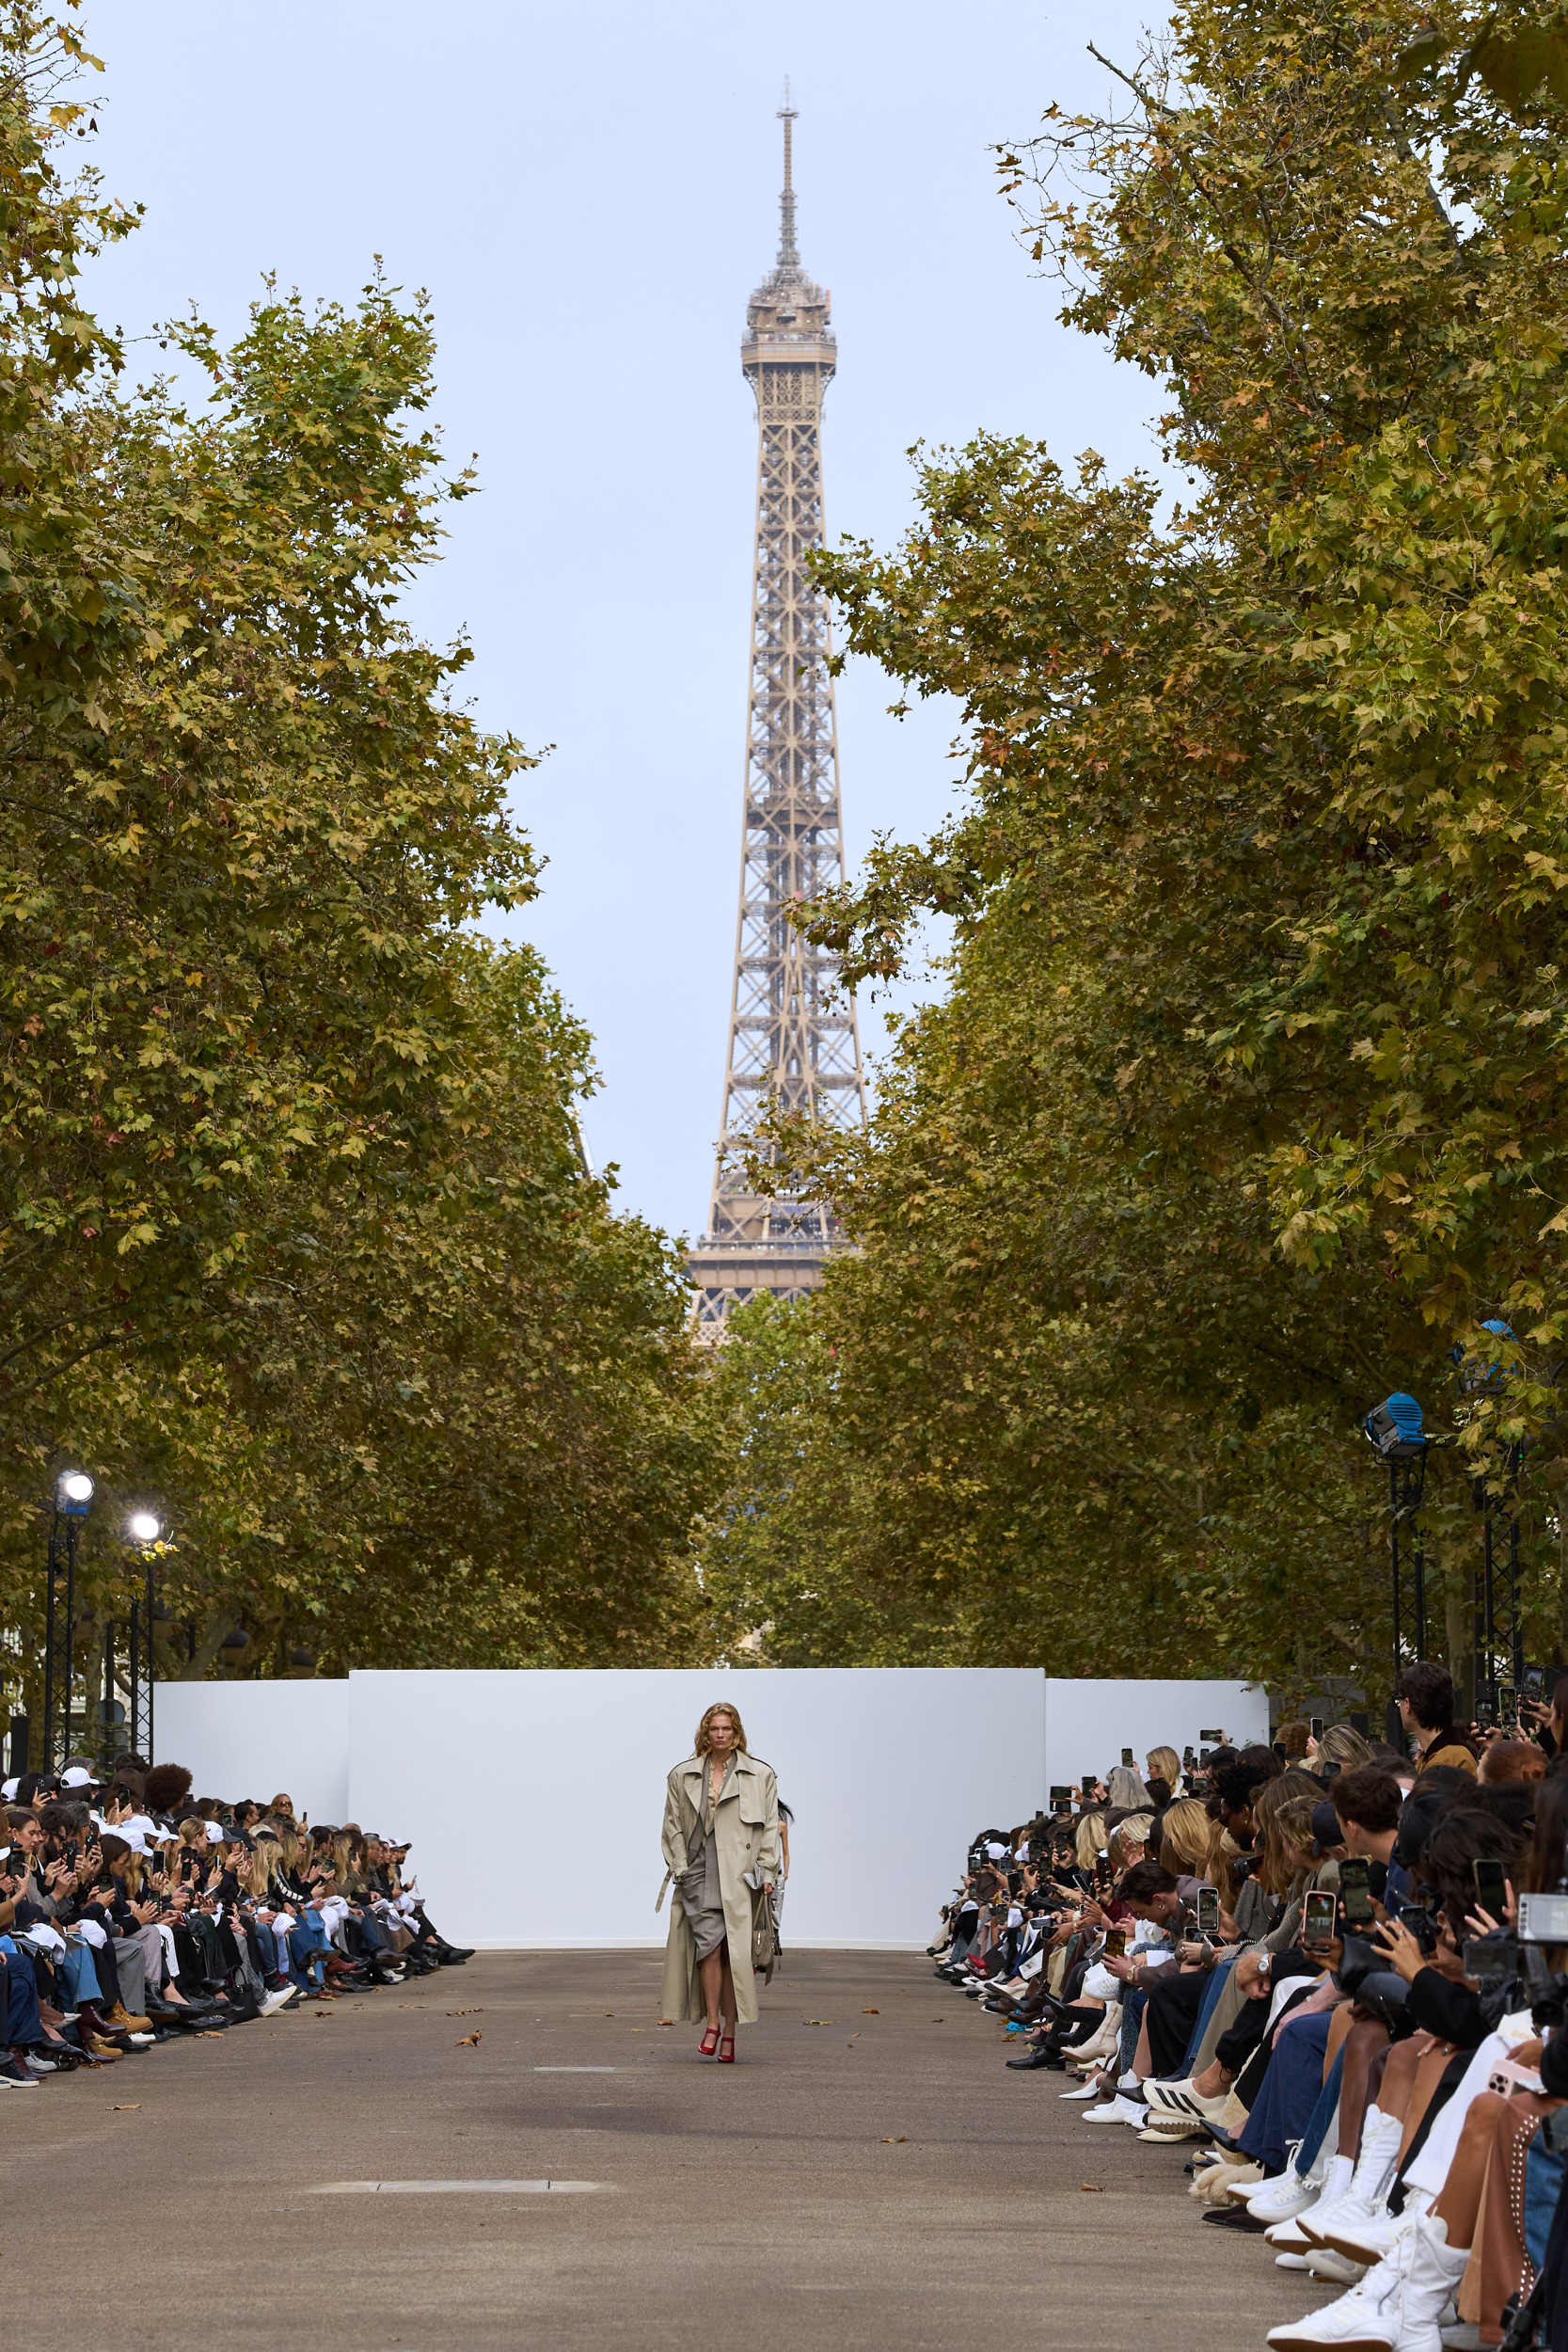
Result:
[659, 1702, 778, 2063]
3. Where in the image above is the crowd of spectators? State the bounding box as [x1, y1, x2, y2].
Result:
[935, 1664, 1568, 2352]
[1, 1753, 471, 2083]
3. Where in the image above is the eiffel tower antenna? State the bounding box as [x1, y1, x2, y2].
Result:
[688, 100, 867, 1333]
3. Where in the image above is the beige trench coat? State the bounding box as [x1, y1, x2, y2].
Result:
[658, 1749, 779, 2026]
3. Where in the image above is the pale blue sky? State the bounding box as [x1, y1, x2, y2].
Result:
[83, 0, 1159, 1240]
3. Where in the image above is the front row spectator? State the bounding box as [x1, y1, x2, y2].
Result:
[0, 1760, 472, 2082]
[930, 1687, 1568, 2350]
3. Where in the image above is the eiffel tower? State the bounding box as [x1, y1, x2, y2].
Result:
[687, 98, 867, 1333]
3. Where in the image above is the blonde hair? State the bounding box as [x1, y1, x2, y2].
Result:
[1254, 1771, 1323, 1896]
[1147, 1746, 1181, 1788]
[1158, 1796, 1213, 1876]
[1108, 1812, 1153, 1872]
[694, 1702, 749, 1757]
[1315, 1724, 1374, 1773]
[1075, 1811, 1108, 1873]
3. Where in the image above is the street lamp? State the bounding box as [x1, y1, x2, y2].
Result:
[125, 1511, 162, 1765]
[1364, 1395, 1426, 1738]
[42, 1470, 93, 1769]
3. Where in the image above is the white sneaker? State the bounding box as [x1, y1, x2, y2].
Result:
[1275, 2252, 1313, 2272]
[1306, 2249, 1367, 2285]
[1083, 2092, 1147, 2125]
[260, 1985, 298, 2017]
[1248, 2170, 1323, 2224]
[1117, 2067, 1142, 2092]
[1146, 2074, 1234, 2125]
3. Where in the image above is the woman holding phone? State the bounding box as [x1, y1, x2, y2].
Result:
[659, 1702, 779, 2064]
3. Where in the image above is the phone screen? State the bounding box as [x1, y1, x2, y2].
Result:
[1340, 1857, 1372, 1925]
[1196, 1887, 1220, 1935]
[1304, 1890, 1338, 1949]
[1120, 1748, 1135, 1767]
[1102, 1928, 1126, 1959]
[1310, 1716, 1324, 1740]
[1473, 1858, 1509, 1915]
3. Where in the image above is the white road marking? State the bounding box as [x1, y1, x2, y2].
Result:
[311, 2180, 606, 2195]
[533, 2065, 617, 2073]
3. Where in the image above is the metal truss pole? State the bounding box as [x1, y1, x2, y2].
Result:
[1390, 1457, 1427, 1690]
[40, 1507, 79, 1772]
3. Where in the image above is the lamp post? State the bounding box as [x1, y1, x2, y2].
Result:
[125, 1510, 161, 1764]
[41, 1470, 93, 1770]
[1365, 1393, 1427, 1737]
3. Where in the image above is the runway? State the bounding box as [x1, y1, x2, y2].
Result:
[3, 1947, 1325, 2348]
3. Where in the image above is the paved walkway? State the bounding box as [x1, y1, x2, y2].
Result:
[4, 1947, 1328, 2348]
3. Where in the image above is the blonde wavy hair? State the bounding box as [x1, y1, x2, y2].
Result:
[1146, 1746, 1182, 1788]
[1108, 1812, 1154, 1873]
[694, 1702, 749, 1757]
[1158, 1797, 1213, 1877]
[1075, 1810, 1109, 1873]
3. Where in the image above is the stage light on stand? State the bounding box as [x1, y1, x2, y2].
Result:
[1364, 1395, 1427, 1746]
[125, 1507, 165, 1766]
[42, 1470, 94, 1767]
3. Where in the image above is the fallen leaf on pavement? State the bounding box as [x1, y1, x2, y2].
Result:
[456, 2030, 482, 2046]
[802, 2019, 832, 2026]
[110, 2103, 140, 2110]
[879, 2136, 907, 2144]
[446, 2009, 483, 2016]
[861, 2009, 879, 2015]
[1080, 2184, 1103, 2194]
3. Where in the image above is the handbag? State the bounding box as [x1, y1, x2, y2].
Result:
[751, 1883, 778, 1976]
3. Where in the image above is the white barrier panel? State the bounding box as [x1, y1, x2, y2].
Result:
[148, 1669, 1270, 1951]
[154, 1679, 350, 1824]
[346, 1666, 1045, 1953]
[1044, 1679, 1267, 1795]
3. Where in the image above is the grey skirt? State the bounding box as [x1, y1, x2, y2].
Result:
[678, 1824, 727, 1962]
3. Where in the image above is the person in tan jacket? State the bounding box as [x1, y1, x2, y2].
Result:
[659, 1703, 778, 2062]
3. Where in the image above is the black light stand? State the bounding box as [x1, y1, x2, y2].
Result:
[1365, 1393, 1427, 1747]
[40, 1470, 93, 1771]
[124, 1513, 161, 1764]
[1473, 1450, 1525, 1724]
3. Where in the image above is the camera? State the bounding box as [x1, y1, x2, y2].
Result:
[1519, 1892, 1568, 1945]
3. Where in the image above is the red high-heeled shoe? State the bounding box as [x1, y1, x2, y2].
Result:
[718, 2034, 736, 2064]
[699, 2026, 720, 2057]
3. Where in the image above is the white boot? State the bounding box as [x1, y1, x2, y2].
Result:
[1296, 2152, 1355, 2244]
[1387, 2216, 1469, 2352]
[1312, 2109, 1404, 2260]
[1265, 2251, 1402, 2348]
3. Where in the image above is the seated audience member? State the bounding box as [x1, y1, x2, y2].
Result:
[931, 1713, 1568, 2351]
[0, 1756, 471, 2087]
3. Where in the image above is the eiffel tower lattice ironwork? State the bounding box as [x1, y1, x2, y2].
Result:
[687, 97, 867, 1332]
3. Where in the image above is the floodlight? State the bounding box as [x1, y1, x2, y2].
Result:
[55, 1470, 94, 1517]
[1364, 1393, 1425, 1461]
[127, 1511, 161, 1545]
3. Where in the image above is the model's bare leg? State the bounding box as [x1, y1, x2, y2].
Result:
[698, 1947, 723, 2032]
[719, 1947, 737, 2032]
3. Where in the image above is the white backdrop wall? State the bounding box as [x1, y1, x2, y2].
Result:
[153, 1669, 1267, 1949]
[1043, 1679, 1269, 1794]
[153, 1679, 350, 1823]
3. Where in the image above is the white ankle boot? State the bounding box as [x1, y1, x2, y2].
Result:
[1312, 2109, 1404, 2261]
[1267, 2214, 1467, 2352]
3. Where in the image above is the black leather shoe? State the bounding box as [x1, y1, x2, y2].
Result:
[1005, 2045, 1057, 2070]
